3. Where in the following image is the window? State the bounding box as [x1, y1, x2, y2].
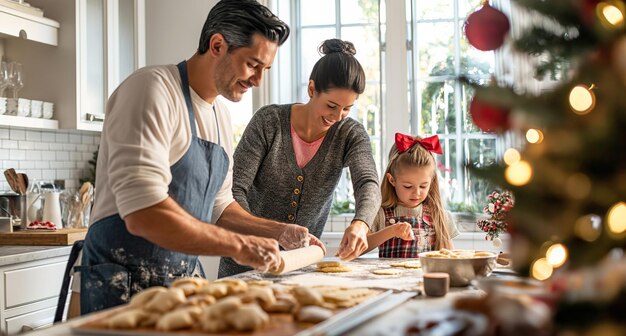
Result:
[407, 0, 502, 212]
[293, 0, 383, 214]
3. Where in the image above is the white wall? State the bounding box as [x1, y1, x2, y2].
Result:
[145, 0, 218, 66]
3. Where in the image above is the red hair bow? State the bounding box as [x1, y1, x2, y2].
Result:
[395, 133, 443, 154]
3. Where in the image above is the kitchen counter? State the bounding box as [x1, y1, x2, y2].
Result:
[26, 256, 494, 336]
[0, 245, 72, 266]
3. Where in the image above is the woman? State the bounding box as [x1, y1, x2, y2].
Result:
[219, 39, 381, 277]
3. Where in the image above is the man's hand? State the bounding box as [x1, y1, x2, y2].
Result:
[394, 222, 415, 241]
[231, 235, 281, 273]
[278, 224, 310, 250]
[336, 220, 369, 260]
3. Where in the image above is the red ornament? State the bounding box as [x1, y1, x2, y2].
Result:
[464, 1, 510, 51]
[469, 96, 510, 133]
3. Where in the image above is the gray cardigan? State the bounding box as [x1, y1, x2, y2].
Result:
[218, 104, 381, 277]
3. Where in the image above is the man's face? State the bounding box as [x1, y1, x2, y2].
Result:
[214, 34, 278, 102]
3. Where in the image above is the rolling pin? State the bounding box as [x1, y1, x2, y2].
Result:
[269, 245, 325, 275]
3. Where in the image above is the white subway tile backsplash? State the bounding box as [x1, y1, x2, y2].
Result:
[41, 132, 56, 142]
[69, 134, 82, 144]
[9, 149, 26, 161]
[2, 140, 18, 149]
[9, 129, 25, 141]
[55, 133, 69, 143]
[56, 151, 69, 161]
[26, 131, 41, 142]
[1, 127, 98, 192]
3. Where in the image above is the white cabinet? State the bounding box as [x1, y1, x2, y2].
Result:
[2, 0, 145, 132]
[0, 254, 69, 335]
[0, 5, 58, 46]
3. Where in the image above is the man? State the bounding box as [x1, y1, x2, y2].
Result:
[77, 0, 323, 315]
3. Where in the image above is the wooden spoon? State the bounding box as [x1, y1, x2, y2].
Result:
[3, 169, 20, 194]
[16, 173, 28, 194]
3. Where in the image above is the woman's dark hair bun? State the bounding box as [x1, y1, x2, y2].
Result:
[319, 39, 356, 56]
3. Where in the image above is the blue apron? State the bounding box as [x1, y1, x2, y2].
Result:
[78, 61, 229, 315]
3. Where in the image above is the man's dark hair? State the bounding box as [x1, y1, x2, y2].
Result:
[198, 0, 290, 54]
[309, 39, 366, 95]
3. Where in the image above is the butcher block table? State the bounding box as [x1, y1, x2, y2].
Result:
[26, 256, 488, 336]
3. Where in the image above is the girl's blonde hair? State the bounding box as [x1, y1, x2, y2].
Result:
[381, 137, 451, 249]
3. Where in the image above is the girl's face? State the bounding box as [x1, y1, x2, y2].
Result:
[386, 165, 433, 208]
[308, 80, 358, 129]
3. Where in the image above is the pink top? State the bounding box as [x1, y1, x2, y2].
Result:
[291, 125, 324, 168]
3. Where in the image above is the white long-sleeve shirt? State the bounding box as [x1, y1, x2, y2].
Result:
[91, 64, 235, 224]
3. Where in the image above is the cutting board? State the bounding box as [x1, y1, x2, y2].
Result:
[0, 228, 87, 246]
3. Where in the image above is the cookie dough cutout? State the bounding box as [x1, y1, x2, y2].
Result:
[296, 305, 334, 323]
[156, 306, 202, 331]
[317, 265, 352, 273]
[372, 268, 404, 275]
[107, 308, 149, 329]
[316, 261, 342, 269]
[145, 287, 186, 313]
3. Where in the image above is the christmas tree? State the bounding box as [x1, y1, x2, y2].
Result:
[465, 0, 626, 331]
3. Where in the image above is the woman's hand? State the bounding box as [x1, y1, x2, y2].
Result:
[394, 222, 415, 241]
[336, 220, 369, 260]
[308, 234, 327, 255]
[278, 224, 310, 250]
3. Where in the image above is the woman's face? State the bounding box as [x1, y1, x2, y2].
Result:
[308, 81, 358, 129]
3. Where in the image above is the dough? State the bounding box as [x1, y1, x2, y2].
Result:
[144, 287, 186, 313]
[171, 277, 208, 288]
[241, 286, 276, 307]
[246, 280, 273, 286]
[214, 278, 248, 294]
[317, 266, 352, 273]
[197, 283, 229, 298]
[182, 293, 216, 307]
[155, 306, 202, 331]
[199, 318, 230, 333]
[225, 303, 270, 331]
[128, 286, 167, 307]
[402, 261, 421, 268]
[203, 296, 242, 319]
[263, 293, 297, 313]
[372, 269, 403, 275]
[107, 308, 149, 329]
[293, 286, 325, 306]
[296, 305, 334, 323]
[316, 261, 342, 269]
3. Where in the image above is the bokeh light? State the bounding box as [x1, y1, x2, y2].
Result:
[525, 129, 544, 144]
[575, 215, 602, 242]
[597, 1, 626, 28]
[568, 85, 595, 115]
[505, 160, 533, 186]
[607, 202, 626, 234]
[531, 257, 553, 281]
[546, 243, 568, 268]
[503, 148, 521, 166]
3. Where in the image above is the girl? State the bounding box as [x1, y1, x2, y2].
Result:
[363, 133, 459, 258]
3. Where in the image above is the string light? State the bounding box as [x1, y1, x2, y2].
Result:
[597, 1, 626, 28]
[546, 243, 568, 268]
[525, 129, 544, 144]
[607, 202, 626, 235]
[568, 84, 596, 115]
[505, 160, 533, 186]
[531, 257, 553, 280]
[503, 148, 520, 165]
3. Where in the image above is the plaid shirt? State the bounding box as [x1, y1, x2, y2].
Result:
[378, 206, 436, 258]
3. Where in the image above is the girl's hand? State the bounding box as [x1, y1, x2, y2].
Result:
[394, 222, 415, 241]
